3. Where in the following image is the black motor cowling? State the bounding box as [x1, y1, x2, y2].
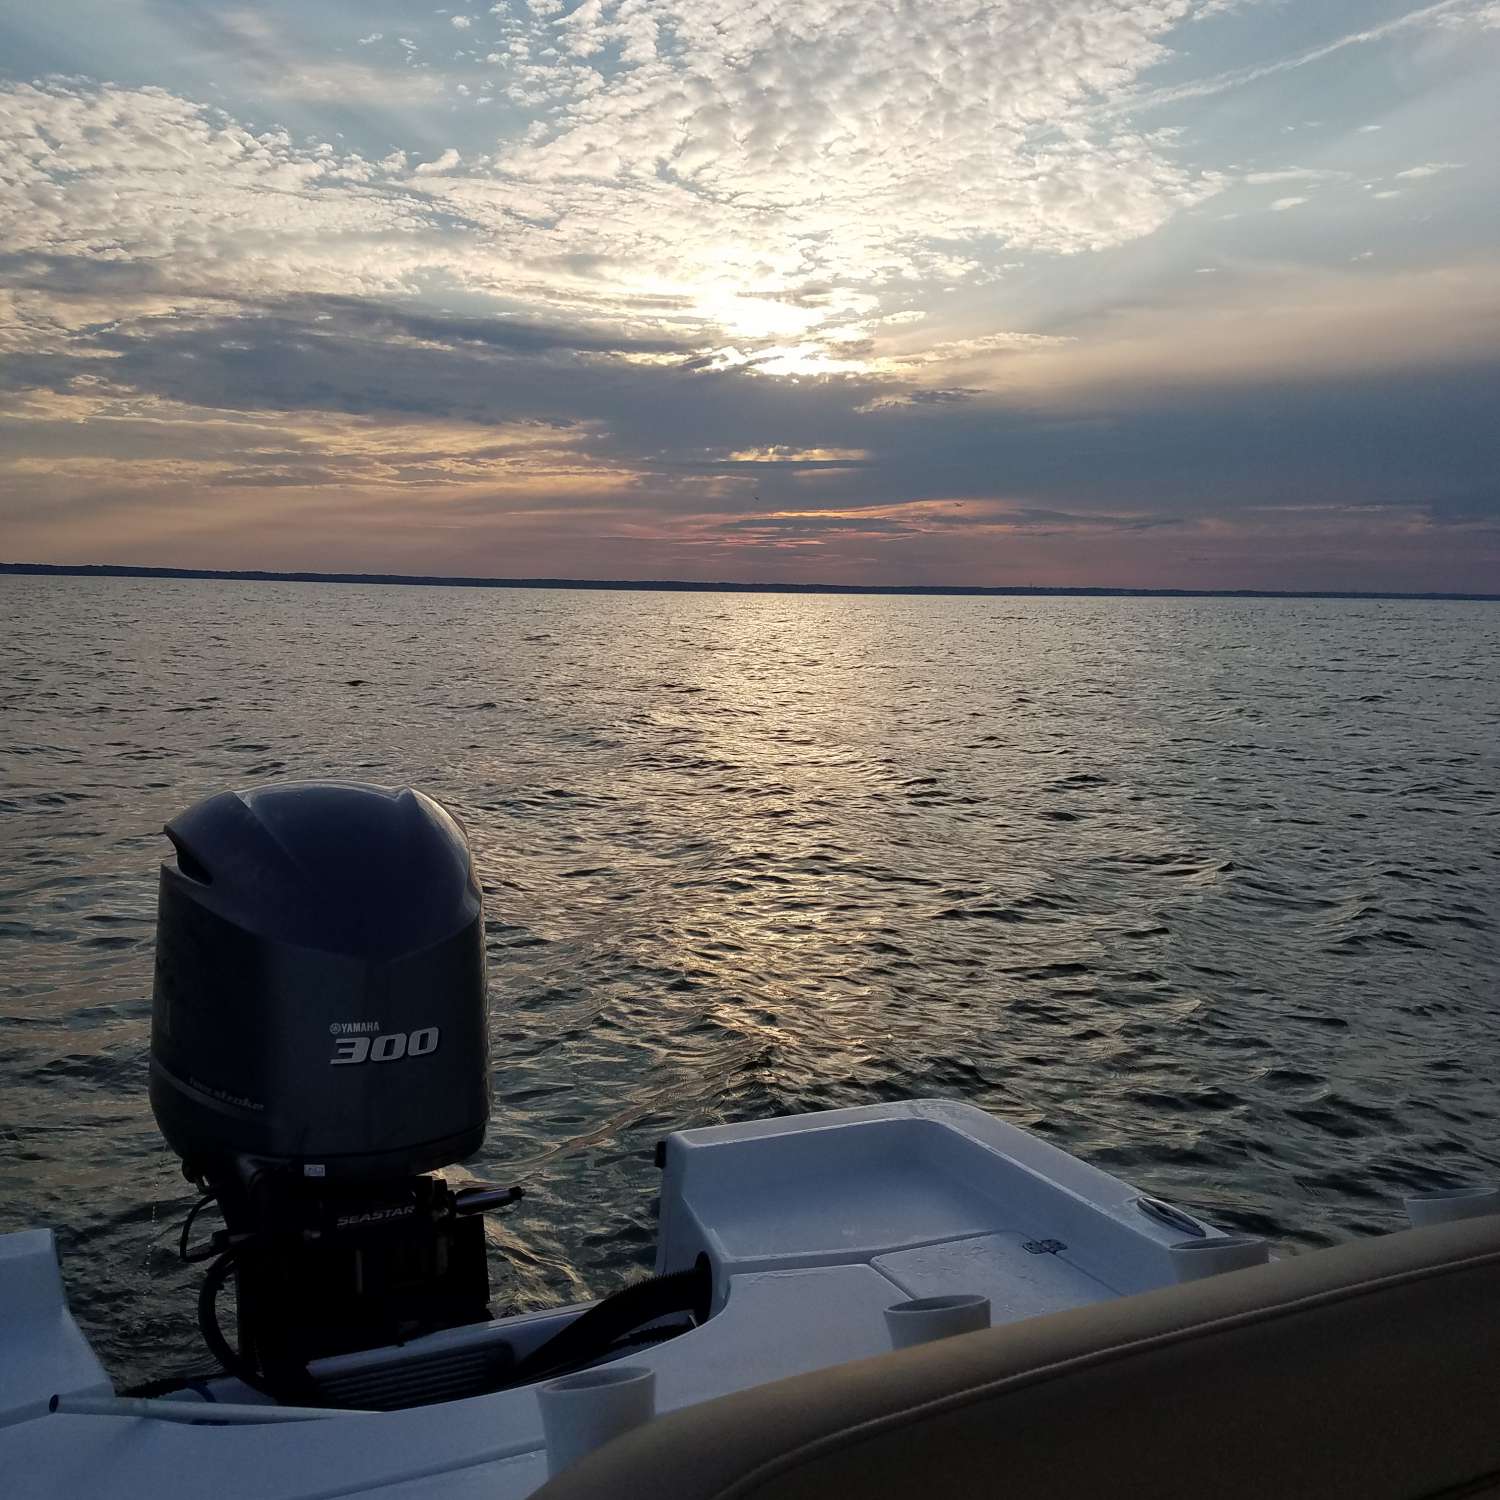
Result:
[150, 782, 500, 1393]
[151, 780, 490, 1179]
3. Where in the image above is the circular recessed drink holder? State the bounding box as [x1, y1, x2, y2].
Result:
[537, 1365, 657, 1477]
[883, 1294, 992, 1350]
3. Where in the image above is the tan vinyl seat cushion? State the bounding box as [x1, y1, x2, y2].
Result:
[534, 1215, 1500, 1500]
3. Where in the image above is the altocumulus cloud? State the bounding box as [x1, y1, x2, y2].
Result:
[1, 0, 1499, 588]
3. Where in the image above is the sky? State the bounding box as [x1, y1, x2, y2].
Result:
[2, 1, 1498, 591]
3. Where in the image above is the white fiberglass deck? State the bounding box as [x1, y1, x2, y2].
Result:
[1, 1099, 1227, 1500]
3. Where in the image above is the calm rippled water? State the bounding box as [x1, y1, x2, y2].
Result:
[1, 575, 1497, 1386]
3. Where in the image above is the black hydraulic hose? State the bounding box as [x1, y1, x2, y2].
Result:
[196, 1250, 284, 1400]
[178, 1189, 222, 1264]
[508, 1259, 712, 1386]
[119, 1369, 225, 1399]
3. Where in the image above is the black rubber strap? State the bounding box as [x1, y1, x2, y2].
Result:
[508, 1258, 713, 1385]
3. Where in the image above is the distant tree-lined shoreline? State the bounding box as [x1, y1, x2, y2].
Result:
[1, 563, 1494, 603]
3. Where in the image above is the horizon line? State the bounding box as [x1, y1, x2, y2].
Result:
[2, 562, 1496, 603]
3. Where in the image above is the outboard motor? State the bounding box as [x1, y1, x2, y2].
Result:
[150, 781, 510, 1398]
